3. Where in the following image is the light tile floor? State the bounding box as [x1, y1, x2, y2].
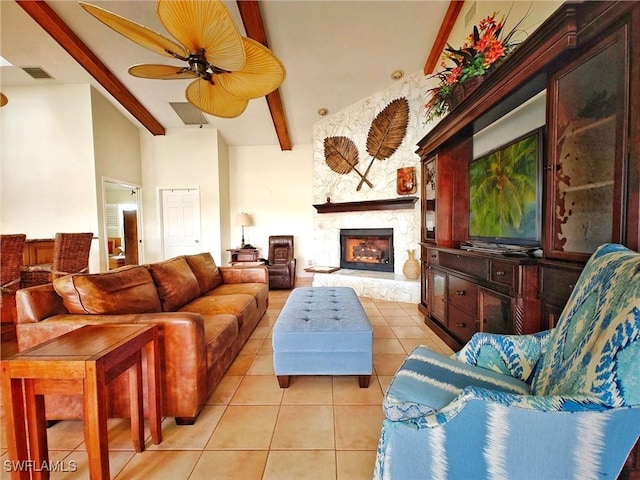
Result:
[0, 280, 453, 479]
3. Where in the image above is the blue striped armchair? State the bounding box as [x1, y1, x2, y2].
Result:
[374, 244, 640, 479]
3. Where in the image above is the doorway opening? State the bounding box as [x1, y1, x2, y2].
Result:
[103, 179, 142, 270]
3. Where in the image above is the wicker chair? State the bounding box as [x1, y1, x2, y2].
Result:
[20, 232, 93, 287]
[1, 234, 26, 323]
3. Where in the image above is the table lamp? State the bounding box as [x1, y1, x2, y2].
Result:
[235, 212, 253, 248]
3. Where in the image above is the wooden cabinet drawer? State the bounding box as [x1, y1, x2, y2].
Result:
[448, 305, 477, 344]
[448, 274, 477, 315]
[426, 249, 439, 265]
[440, 252, 488, 278]
[490, 260, 516, 288]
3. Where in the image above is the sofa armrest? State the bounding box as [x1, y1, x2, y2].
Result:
[219, 265, 268, 284]
[16, 283, 68, 323]
[454, 330, 552, 383]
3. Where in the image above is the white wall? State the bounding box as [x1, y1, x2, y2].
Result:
[140, 127, 227, 265]
[90, 86, 142, 269]
[0, 84, 100, 272]
[229, 144, 314, 274]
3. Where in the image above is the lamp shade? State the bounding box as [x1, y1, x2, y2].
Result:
[236, 212, 253, 227]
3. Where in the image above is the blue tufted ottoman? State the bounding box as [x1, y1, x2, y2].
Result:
[272, 287, 373, 388]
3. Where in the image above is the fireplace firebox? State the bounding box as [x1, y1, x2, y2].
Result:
[340, 228, 394, 273]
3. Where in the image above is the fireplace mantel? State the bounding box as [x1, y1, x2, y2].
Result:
[313, 196, 418, 214]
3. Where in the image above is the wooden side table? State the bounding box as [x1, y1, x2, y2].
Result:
[1, 324, 162, 480]
[227, 247, 259, 264]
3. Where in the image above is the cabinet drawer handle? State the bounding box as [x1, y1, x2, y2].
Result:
[495, 270, 506, 276]
[431, 254, 437, 258]
[455, 323, 466, 328]
[455, 290, 466, 296]
[568, 284, 575, 291]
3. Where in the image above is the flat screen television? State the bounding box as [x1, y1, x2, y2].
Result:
[468, 127, 543, 247]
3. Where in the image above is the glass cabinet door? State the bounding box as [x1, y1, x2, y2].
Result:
[546, 27, 629, 261]
[479, 288, 513, 335]
[422, 156, 437, 243]
[429, 268, 446, 323]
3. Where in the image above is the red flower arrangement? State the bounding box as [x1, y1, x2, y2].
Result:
[425, 12, 525, 123]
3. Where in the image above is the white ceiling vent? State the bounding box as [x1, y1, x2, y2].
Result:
[22, 66, 53, 79]
[170, 102, 209, 126]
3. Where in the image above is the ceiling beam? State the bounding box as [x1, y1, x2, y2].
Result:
[16, 0, 165, 136]
[237, 0, 292, 151]
[423, 0, 465, 75]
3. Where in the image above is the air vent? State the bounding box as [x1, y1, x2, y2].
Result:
[170, 102, 209, 126]
[22, 67, 53, 79]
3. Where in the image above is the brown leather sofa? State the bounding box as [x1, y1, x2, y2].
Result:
[266, 235, 296, 289]
[15, 252, 268, 425]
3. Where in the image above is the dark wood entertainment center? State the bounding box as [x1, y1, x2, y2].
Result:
[418, 1, 639, 346]
[418, 3, 640, 474]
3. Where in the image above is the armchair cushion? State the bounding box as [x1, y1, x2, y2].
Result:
[455, 330, 551, 383]
[383, 346, 530, 425]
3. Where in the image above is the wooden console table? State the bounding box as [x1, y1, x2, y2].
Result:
[1, 324, 162, 480]
[227, 247, 259, 264]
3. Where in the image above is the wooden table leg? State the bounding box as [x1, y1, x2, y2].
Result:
[83, 361, 110, 480]
[146, 332, 162, 445]
[128, 353, 144, 452]
[1, 365, 30, 480]
[24, 380, 50, 480]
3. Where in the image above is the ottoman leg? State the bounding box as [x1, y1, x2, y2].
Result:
[277, 375, 291, 388]
[358, 375, 371, 388]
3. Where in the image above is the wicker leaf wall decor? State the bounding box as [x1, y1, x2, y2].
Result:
[323, 136, 373, 188]
[357, 97, 409, 190]
[366, 97, 409, 160]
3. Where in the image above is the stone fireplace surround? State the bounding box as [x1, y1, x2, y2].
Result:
[311, 208, 420, 303]
[310, 73, 428, 303]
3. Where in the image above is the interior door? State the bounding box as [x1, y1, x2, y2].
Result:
[161, 188, 201, 259]
[123, 210, 139, 265]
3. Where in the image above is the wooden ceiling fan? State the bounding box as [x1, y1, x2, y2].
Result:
[80, 0, 285, 118]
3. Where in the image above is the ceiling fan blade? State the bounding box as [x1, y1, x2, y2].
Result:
[186, 78, 248, 118]
[80, 2, 189, 59]
[157, 0, 245, 72]
[0, 93, 7, 107]
[129, 64, 198, 80]
[215, 38, 285, 100]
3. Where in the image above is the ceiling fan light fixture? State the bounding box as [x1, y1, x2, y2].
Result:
[318, 108, 329, 116]
[81, 0, 285, 119]
[186, 78, 248, 118]
[214, 38, 285, 100]
[157, 0, 246, 72]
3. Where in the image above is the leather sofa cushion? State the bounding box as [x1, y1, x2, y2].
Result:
[184, 252, 224, 294]
[203, 314, 239, 368]
[53, 266, 162, 314]
[148, 257, 201, 311]
[204, 283, 269, 312]
[180, 294, 256, 329]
